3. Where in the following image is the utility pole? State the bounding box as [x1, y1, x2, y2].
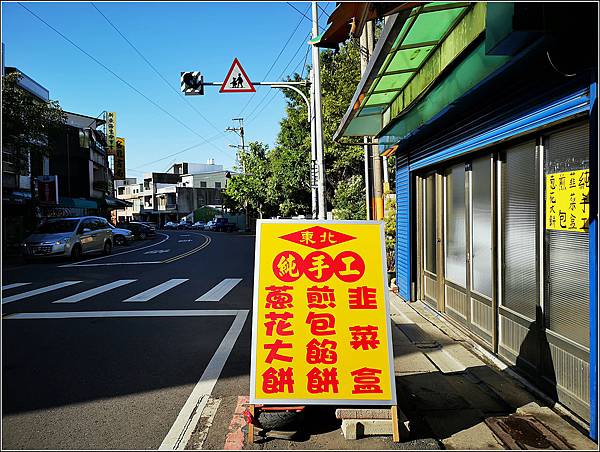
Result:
[309, 69, 318, 219]
[312, 1, 326, 220]
[226, 118, 250, 231]
[359, 23, 372, 220]
[226, 118, 246, 172]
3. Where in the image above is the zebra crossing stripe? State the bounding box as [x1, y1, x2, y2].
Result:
[53, 280, 136, 304]
[196, 279, 242, 302]
[2, 281, 82, 304]
[2, 282, 31, 291]
[123, 279, 188, 302]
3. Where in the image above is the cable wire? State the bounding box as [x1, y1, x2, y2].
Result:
[237, 3, 310, 118]
[17, 2, 231, 157]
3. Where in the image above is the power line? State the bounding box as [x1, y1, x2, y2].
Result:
[128, 133, 225, 170]
[237, 3, 310, 118]
[90, 2, 232, 158]
[246, 31, 311, 123]
[286, 2, 311, 23]
[318, 3, 330, 20]
[17, 2, 229, 157]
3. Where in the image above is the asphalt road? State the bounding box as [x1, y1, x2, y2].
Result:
[2, 230, 255, 450]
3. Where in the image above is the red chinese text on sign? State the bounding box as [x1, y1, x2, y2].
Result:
[279, 226, 356, 250]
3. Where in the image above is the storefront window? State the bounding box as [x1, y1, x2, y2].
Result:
[445, 164, 466, 286]
[425, 175, 436, 274]
[471, 157, 492, 298]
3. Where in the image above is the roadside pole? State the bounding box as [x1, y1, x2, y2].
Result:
[359, 25, 372, 220]
[310, 69, 318, 219]
[226, 118, 250, 231]
[312, 1, 326, 220]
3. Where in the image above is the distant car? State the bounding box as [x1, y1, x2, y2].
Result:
[22, 216, 113, 260]
[213, 217, 237, 232]
[204, 220, 216, 231]
[117, 222, 156, 240]
[177, 221, 192, 230]
[192, 221, 206, 230]
[164, 221, 178, 230]
[109, 224, 134, 246]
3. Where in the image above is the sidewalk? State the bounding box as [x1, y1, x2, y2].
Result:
[193, 292, 598, 450]
[389, 293, 596, 450]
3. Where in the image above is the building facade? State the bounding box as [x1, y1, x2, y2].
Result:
[332, 2, 598, 439]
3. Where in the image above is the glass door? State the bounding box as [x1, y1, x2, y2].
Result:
[421, 173, 440, 308]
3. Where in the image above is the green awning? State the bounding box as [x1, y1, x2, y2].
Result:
[335, 2, 478, 139]
[59, 197, 98, 209]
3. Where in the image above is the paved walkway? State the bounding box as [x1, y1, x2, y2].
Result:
[390, 293, 596, 450]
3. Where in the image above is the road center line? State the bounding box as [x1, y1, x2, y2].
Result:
[159, 310, 249, 450]
[2, 281, 82, 304]
[59, 233, 170, 267]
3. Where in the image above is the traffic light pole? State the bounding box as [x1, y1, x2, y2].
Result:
[202, 80, 318, 219]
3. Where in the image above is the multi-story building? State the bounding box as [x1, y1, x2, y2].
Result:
[114, 160, 231, 225]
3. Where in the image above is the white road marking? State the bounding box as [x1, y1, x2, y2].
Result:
[59, 233, 169, 267]
[4, 310, 244, 320]
[178, 240, 192, 243]
[52, 279, 137, 303]
[159, 310, 249, 450]
[2, 282, 31, 291]
[196, 279, 242, 302]
[123, 279, 189, 302]
[144, 249, 171, 254]
[180, 234, 191, 237]
[2, 281, 82, 304]
[62, 261, 162, 267]
[193, 397, 221, 450]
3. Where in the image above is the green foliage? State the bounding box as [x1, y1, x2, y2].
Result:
[384, 196, 397, 270]
[332, 174, 366, 220]
[2, 72, 66, 174]
[225, 39, 367, 219]
[194, 206, 220, 222]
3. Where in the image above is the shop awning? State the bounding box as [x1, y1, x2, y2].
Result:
[333, 2, 475, 140]
[99, 195, 132, 208]
[314, 2, 422, 49]
[59, 197, 98, 209]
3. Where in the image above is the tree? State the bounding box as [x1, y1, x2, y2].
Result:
[332, 174, 366, 220]
[2, 71, 66, 174]
[224, 141, 274, 219]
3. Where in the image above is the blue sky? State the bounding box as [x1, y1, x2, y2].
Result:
[2, 1, 332, 178]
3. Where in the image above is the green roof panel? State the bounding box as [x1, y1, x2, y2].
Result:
[373, 73, 413, 92]
[402, 8, 464, 46]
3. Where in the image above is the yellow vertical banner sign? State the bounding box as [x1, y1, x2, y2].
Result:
[106, 112, 117, 154]
[250, 220, 396, 405]
[114, 137, 126, 180]
[546, 169, 590, 232]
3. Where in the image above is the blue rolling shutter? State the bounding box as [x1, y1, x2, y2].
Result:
[396, 152, 411, 301]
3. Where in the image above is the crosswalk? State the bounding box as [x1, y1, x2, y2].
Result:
[1, 278, 243, 305]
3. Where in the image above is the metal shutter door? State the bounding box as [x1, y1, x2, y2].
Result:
[544, 123, 590, 347]
[502, 140, 538, 320]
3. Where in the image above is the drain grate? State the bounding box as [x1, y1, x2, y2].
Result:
[485, 415, 571, 450]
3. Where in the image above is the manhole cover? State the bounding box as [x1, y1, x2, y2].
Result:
[485, 415, 571, 450]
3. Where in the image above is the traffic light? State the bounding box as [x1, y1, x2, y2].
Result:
[180, 71, 204, 95]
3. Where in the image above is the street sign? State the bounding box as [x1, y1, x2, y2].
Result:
[545, 168, 590, 232]
[220, 58, 256, 93]
[113, 137, 126, 180]
[250, 220, 396, 405]
[106, 112, 117, 153]
[181, 71, 204, 95]
[35, 175, 58, 205]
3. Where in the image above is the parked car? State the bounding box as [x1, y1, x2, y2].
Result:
[163, 221, 178, 230]
[130, 221, 156, 235]
[109, 224, 134, 246]
[204, 220, 216, 231]
[191, 221, 206, 230]
[22, 216, 113, 260]
[116, 222, 156, 240]
[213, 217, 238, 232]
[177, 221, 192, 230]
